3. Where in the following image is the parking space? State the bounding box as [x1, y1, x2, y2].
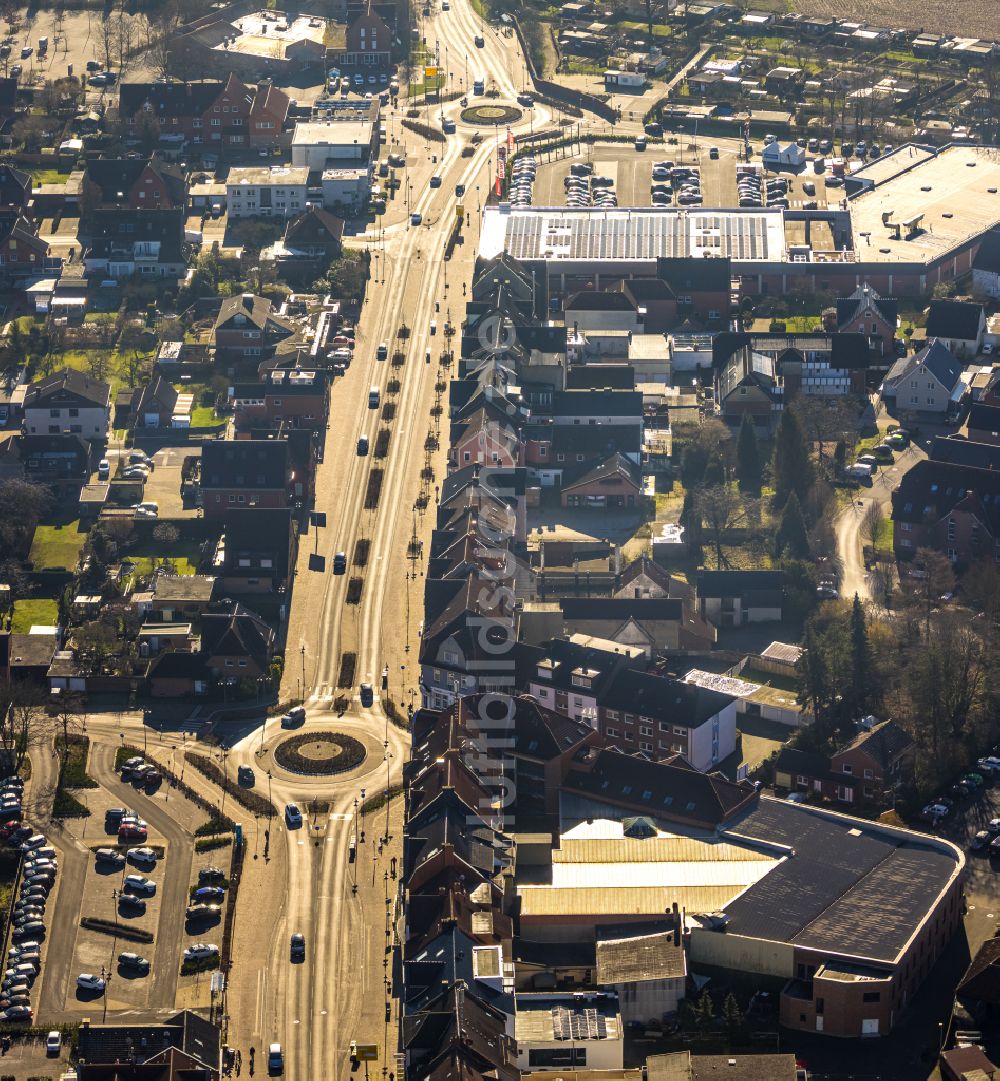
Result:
[44, 746, 204, 1018]
[175, 848, 232, 1008]
[133, 444, 202, 519]
[528, 136, 841, 212]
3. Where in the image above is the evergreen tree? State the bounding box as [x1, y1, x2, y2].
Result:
[722, 992, 744, 1031]
[850, 593, 875, 719]
[695, 991, 715, 1027]
[771, 408, 815, 505]
[702, 453, 725, 488]
[775, 491, 810, 558]
[798, 622, 834, 746]
[735, 414, 762, 491]
[682, 490, 702, 560]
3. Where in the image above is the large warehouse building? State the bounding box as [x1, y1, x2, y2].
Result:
[480, 143, 1000, 300]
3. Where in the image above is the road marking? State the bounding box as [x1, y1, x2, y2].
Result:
[329, 813, 352, 821]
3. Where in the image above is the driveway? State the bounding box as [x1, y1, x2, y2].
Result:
[835, 496, 870, 602]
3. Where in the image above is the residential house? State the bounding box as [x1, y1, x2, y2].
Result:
[558, 597, 716, 653]
[523, 422, 641, 487]
[18, 433, 92, 479]
[613, 553, 675, 599]
[438, 465, 527, 544]
[117, 74, 287, 149]
[83, 208, 186, 280]
[201, 603, 276, 683]
[956, 936, 1000, 1015]
[972, 229, 1000, 300]
[212, 293, 297, 367]
[226, 165, 309, 219]
[200, 439, 291, 518]
[0, 164, 30, 210]
[967, 403, 1000, 445]
[560, 452, 642, 510]
[891, 458, 1000, 563]
[448, 406, 522, 472]
[880, 339, 964, 416]
[0, 210, 49, 280]
[217, 507, 296, 597]
[329, 3, 393, 72]
[547, 388, 644, 427]
[775, 719, 914, 806]
[618, 277, 678, 333]
[834, 282, 898, 358]
[81, 158, 187, 215]
[262, 206, 344, 280]
[231, 369, 329, 432]
[133, 375, 179, 428]
[149, 575, 218, 621]
[696, 569, 785, 626]
[764, 66, 805, 96]
[715, 344, 778, 427]
[74, 1011, 221, 1080]
[23, 370, 110, 440]
[925, 298, 986, 358]
[471, 252, 538, 319]
[656, 256, 731, 325]
[564, 290, 641, 334]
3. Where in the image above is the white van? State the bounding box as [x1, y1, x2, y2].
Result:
[368, 387, 381, 409]
[845, 463, 873, 479]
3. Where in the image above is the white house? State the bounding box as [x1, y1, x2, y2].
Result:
[291, 120, 375, 169]
[925, 298, 986, 358]
[23, 369, 111, 440]
[226, 165, 309, 219]
[972, 230, 1000, 299]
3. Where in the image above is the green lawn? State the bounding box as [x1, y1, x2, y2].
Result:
[190, 406, 222, 427]
[29, 519, 87, 571]
[27, 167, 68, 185]
[11, 598, 59, 633]
[126, 538, 203, 577]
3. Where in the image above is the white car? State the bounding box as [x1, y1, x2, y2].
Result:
[77, 973, 107, 993]
[183, 943, 220, 962]
[46, 1030, 60, 1055]
[127, 847, 157, 865]
[123, 874, 155, 895]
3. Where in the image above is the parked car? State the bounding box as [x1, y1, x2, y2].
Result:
[193, 886, 225, 903]
[185, 903, 222, 922]
[127, 847, 156, 866]
[118, 952, 150, 973]
[123, 875, 156, 896]
[971, 830, 992, 851]
[198, 867, 226, 885]
[183, 943, 219, 962]
[78, 973, 106, 994]
[119, 893, 146, 915]
[95, 847, 125, 866]
[46, 1030, 61, 1055]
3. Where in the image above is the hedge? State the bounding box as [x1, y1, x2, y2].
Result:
[184, 752, 278, 819]
[195, 836, 233, 853]
[195, 812, 235, 838]
[402, 118, 446, 143]
[80, 916, 154, 943]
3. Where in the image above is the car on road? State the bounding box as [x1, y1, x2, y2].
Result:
[517, 93, 533, 107]
[118, 952, 150, 973]
[429, 175, 442, 188]
[127, 847, 157, 866]
[291, 933, 305, 960]
[199, 867, 226, 885]
[123, 874, 156, 896]
[77, 973, 106, 993]
[95, 847, 125, 866]
[357, 435, 369, 456]
[46, 1030, 60, 1055]
[285, 804, 303, 828]
[183, 943, 219, 962]
[376, 341, 388, 360]
[410, 212, 422, 225]
[360, 683, 374, 708]
[333, 551, 347, 575]
[474, 33, 484, 46]
[268, 1043, 284, 1075]
[238, 766, 255, 787]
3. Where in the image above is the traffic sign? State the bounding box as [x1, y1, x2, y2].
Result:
[354, 1044, 379, 1061]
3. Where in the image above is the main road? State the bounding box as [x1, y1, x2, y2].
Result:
[220, 5, 546, 1079]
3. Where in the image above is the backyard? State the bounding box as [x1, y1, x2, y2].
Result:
[29, 517, 87, 571]
[10, 597, 60, 633]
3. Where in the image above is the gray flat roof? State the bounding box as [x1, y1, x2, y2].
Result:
[721, 798, 962, 964]
[850, 145, 1000, 264]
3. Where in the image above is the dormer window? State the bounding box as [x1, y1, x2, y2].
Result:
[535, 663, 552, 679]
[571, 673, 591, 689]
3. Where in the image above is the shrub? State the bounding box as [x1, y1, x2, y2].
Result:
[274, 732, 366, 776]
[195, 836, 233, 853]
[52, 790, 90, 818]
[80, 916, 154, 943]
[195, 812, 235, 837]
[402, 118, 446, 143]
[184, 753, 277, 818]
[181, 954, 220, 975]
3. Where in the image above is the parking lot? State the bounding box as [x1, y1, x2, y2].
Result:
[528, 137, 838, 211]
[41, 743, 208, 1019]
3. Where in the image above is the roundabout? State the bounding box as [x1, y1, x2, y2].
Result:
[273, 731, 367, 776]
[460, 104, 522, 126]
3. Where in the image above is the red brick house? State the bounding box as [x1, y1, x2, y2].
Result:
[118, 75, 288, 150]
[560, 452, 642, 509]
[832, 282, 897, 359]
[200, 604, 276, 682]
[447, 406, 522, 472]
[230, 369, 330, 432]
[213, 293, 297, 366]
[891, 458, 1000, 564]
[81, 158, 187, 214]
[199, 439, 291, 519]
[775, 719, 915, 805]
[330, 3, 392, 71]
[656, 256, 732, 326]
[0, 210, 48, 280]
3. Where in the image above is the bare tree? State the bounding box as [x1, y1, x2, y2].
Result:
[696, 485, 741, 569]
[860, 500, 884, 555]
[0, 686, 48, 776]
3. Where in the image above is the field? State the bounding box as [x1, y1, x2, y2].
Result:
[792, 0, 997, 39]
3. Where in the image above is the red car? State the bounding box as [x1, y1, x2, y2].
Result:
[119, 826, 147, 842]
